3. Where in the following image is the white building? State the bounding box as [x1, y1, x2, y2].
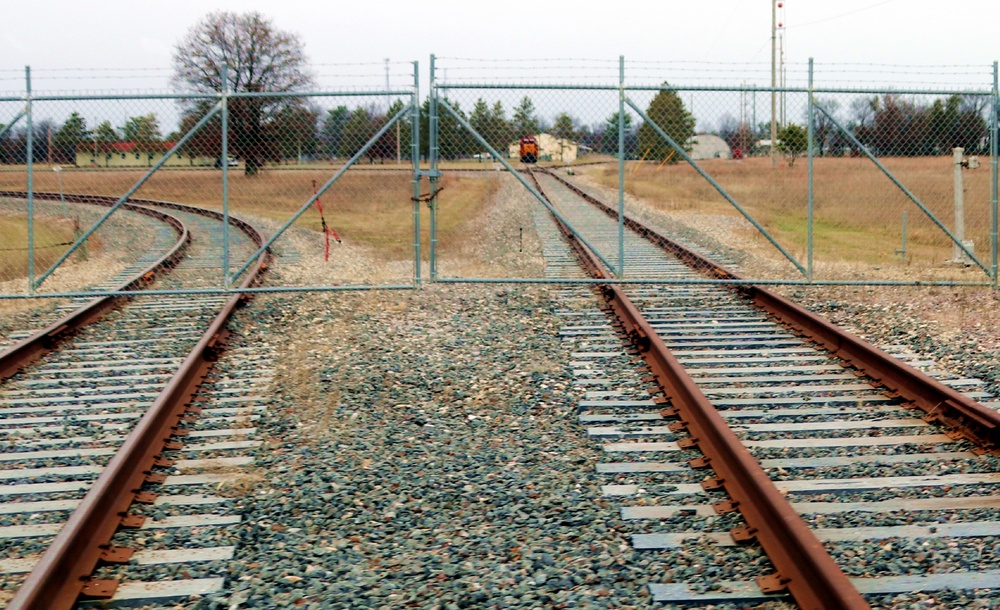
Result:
[686, 134, 732, 160]
[507, 133, 579, 163]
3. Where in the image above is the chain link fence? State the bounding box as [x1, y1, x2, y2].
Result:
[432, 57, 1000, 287]
[0, 63, 421, 297]
[1, 58, 999, 297]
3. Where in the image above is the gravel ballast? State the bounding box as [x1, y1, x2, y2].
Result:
[222, 286, 655, 609]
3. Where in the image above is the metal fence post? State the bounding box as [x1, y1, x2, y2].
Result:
[992, 61, 998, 286]
[411, 61, 421, 288]
[952, 147, 966, 263]
[25, 66, 34, 295]
[221, 64, 230, 288]
[807, 58, 815, 282]
[618, 55, 626, 278]
[428, 54, 439, 283]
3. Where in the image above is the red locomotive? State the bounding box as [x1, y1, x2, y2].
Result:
[519, 136, 538, 164]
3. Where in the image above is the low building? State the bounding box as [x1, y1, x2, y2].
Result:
[75, 142, 216, 168]
[686, 134, 732, 160]
[507, 133, 579, 163]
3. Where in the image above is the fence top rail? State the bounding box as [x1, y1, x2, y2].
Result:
[0, 88, 416, 102]
[434, 82, 994, 96]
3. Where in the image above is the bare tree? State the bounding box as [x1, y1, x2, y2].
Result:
[172, 11, 313, 175]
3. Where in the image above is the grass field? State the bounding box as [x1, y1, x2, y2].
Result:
[0, 215, 80, 282]
[585, 156, 995, 268]
[0, 155, 991, 272]
[0, 169, 490, 259]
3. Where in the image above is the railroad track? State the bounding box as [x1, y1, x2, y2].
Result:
[0, 195, 189, 355]
[0, 193, 270, 609]
[526, 167, 1000, 609]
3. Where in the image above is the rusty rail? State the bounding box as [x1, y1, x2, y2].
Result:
[0, 196, 190, 380]
[538, 169, 1000, 452]
[528, 170, 870, 609]
[5, 193, 269, 610]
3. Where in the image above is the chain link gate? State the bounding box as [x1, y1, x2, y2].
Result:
[426, 56, 1000, 289]
[0, 62, 423, 299]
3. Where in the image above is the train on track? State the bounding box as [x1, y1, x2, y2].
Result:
[519, 136, 538, 164]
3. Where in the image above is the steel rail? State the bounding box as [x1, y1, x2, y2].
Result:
[5, 193, 270, 610]
[538, 169, 1000, 452]
[0, 194, 190, 380]
[527, 170, 870, 609]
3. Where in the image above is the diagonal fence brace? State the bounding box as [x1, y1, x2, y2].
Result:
[230, 102, 412, 281]
[814, 101, 990, 277]
[33, 102, 223, 290]
[436, 97, 620, 276]
[0, 108, 27, 142]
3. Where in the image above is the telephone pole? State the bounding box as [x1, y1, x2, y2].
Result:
[770, 0, 778, 167]
[386, 58, 401, 164]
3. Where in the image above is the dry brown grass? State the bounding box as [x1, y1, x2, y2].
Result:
[0, 214, 87, 282]
[0, 169, 489, 259]
[214, 469, 266, 498]
[585, 156, 994, 267]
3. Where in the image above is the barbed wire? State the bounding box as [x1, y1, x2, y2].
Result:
[437, 57, 618, 63]
[30, 67, 172, 73]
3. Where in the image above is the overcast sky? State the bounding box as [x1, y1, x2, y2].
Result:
[3, 1, 997, 82]
[2, 1, 997, 131]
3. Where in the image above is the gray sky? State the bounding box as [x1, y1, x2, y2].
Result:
[2, 1, 997, 131]
[3, 1, 995, 83]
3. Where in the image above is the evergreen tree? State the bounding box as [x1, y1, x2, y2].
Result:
[488, 101, 513, 152]
[321, 106, 350, 157]
[637, 85, 695, 162]
[437, 98, 473, 160]
[777, 123, 807, 167]
[122, 113, 162, 146]
[512, 96, 540, 137]
[467, 98, 511, 156]
[93, 121, 119, 142]
[600, 111, 634, 155]
[339, 107, 375, 158]
[469, 98, 491, 136]
[552, 112, 576, 161]
[469, 98, 492, 157]
[419, 97, 474, 160]
[552, 113, 576, 141]
[383, 99, 412, 162]
[53, 112, 88, 163]
[270, 105, 320, 161]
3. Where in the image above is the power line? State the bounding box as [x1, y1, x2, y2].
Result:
[787, 0, 895, 29]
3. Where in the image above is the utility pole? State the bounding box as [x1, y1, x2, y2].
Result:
[780, 26, 786, 125]
[386, 58, 400, 164]
[770, 0, 778, 167]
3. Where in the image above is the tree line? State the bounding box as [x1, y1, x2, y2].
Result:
[0, 112, 170, 165]
[2, 89, 990, 168]
[0, 94, 658, 166]
[717, 93, 990, 160]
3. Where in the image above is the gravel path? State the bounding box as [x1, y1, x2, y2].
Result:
[215, 286, 650, 609]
